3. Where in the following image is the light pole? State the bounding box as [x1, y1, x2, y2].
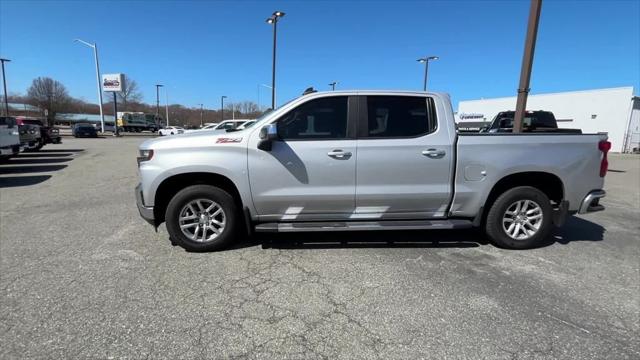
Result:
[0, 58, 10, 116]
[329, 81, 338, 91]
[155, 84, 163, 126]
[266, 10, 285, 109]
[417, 56, 439, 91]
[220, 95, 227, 122]
[198, 103, 204, 127]
[74, 39, 105, 132]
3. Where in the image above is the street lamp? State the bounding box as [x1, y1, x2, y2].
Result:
[220, 96, 227, 122]
[74, 39, 105, 132]
[417, 55, 439, 91]
[197, 103, 204, 127]
[329, 81, 338, 91]
[155, 84, 163, 126]
[266, 10, 285, 109]
[0, 58, 10, 116]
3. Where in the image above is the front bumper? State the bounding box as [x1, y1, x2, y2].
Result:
[135, 183, 155, 226]
[578, 190, 606, 214]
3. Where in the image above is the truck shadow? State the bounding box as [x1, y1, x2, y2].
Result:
[0, 175, 52, 188]
[0, 150, 83, 187]
[236, 216, 604, 251]
[550, 216, 605, 244]
[35, 149, 85, 152]
[8, 158, 73, 164]
[0, 165, 67, 174]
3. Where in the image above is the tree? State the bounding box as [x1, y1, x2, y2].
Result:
[27, 77, 72, 126]
[103, 74, 143, 111]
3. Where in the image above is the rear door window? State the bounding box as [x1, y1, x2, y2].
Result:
[363, 96, 436, 138]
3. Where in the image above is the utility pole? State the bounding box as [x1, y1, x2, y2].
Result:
[266, 11, 285, 109]
[221, 96, 227, 122]
[155, 84, 163, 127]
[165, 89, 169, 127]
[513, 0, 542, 133]
[0, 58, 10, 116]
[198, 103, 204, 127]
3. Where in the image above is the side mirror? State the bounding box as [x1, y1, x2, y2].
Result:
[258, 123, 278, 151]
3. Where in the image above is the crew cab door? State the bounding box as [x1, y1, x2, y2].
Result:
[354, 95, 454, 218]
[247, 96, 357, 220]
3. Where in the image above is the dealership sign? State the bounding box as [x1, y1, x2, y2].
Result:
[459, 113, 485, 120]
[102, 73, 124, 92]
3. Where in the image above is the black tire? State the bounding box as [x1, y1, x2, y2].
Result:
[165, 185, 239, 252]
[485, 186, 553, 249]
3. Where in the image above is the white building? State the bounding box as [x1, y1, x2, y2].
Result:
[456, 87, 639, 153]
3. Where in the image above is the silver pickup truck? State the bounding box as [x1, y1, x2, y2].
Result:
[135, 90, 610, 251]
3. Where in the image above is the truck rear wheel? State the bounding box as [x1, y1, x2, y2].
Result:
[485, 186, 553, 249]
[165, 185, 239, 252]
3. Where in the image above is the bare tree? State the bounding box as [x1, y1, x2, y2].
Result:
[103, 74, 143, 111]
[27, 77, 71, 126]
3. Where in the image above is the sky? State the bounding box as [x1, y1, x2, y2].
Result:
[0, 0, 638, 110]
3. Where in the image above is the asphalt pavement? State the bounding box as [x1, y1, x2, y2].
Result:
[1, 137, 638, 359]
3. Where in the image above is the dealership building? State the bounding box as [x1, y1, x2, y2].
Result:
[456, 87, 639, 153]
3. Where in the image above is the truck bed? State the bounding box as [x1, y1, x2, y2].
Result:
[451, 133, 608, 217]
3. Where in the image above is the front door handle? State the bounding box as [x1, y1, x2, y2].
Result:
[422, 149, 446, 158]
[327, 150, 352, 159]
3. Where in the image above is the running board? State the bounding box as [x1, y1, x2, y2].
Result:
[254, 219, 473, 233]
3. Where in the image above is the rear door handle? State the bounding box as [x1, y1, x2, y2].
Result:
[328, 150, 352, 159]
[422, 149, 446, 158]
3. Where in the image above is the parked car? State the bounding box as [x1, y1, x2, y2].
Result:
[483, 110, 582, 133]
[72, 123, 98, 138]
[184, 120, 251, 134]
[15, 117, 61, 145]
[136, 90, 610, 252]
[159, 126, 185, 136]
[18, 123, 42, 150]
[214, 119, 252, 131]
[235, 120, 257, 130]
[0, 116, 21, 161]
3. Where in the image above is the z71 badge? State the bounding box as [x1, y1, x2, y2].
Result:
[216, 137, 242, 143]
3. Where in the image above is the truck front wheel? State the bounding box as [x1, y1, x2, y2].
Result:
[485, 186, 553, 249]
[165, 185, 239, 252]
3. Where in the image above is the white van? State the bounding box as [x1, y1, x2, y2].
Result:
[0, 116, 21, 161]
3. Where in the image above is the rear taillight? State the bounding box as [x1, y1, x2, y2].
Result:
[598, 140, 611, 177]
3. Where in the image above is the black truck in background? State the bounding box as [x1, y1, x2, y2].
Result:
[16, 117, 62, 149]
[483, 111, 582, 134]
